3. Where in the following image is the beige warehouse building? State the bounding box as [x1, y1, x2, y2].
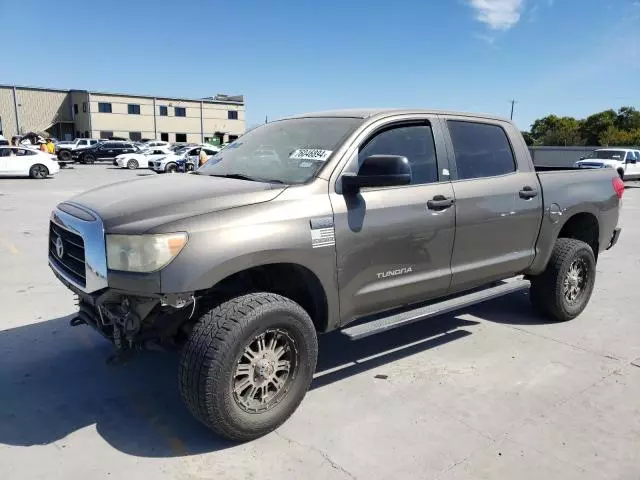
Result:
[0, 84, 245, 145]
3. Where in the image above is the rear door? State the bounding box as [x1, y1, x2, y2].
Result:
[626, 151, 640, 179]
[441, 116, 543, 292]
[330, 116, 456, 322]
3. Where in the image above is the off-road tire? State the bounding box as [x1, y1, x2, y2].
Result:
[127, 159, 138, 170]
[58, 150, 71, 162]
[530, 238, 596, 322]
[179, 293, 318, 441]
[29, 164, 49, 179]
[166, 163, 177, 173]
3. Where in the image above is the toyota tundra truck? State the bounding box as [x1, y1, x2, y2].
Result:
[48, 109, 623, 441]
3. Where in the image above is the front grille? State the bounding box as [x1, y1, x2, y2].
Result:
[49, 221, 86, 287]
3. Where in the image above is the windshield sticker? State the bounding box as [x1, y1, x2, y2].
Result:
[299, 161, 313, 168]
[289, 149, 332, 162]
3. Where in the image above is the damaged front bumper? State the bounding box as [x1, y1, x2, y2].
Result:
[48, 204, 195, 352]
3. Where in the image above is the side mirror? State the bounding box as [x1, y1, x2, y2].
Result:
[342, 155, 411, 194]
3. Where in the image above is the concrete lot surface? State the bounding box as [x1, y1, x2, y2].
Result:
[1, 165, 639, 480]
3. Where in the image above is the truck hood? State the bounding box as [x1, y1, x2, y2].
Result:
[575, 159, 621, 168]
[66, 174, 286, 233]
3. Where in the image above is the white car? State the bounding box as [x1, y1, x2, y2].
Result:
[0, 146, 60, 179]
[575, 148, 640, 180]
[151, 146, 219, 173]
[114, 147, 173, 169]
[138, 140, 171, 150]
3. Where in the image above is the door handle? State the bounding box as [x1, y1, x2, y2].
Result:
[427, 195, 455, 210]
[519, 186, 538, 199]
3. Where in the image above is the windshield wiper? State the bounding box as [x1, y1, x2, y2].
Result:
[209, 173, 257, 182]
[208, 173, 286, 184]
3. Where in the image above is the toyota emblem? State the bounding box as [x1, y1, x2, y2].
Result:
[55, 237, 65, 259]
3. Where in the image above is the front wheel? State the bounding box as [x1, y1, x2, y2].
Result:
[127, 159, 139, 170]
[166, 163, 177, 173]
[179, 293, 318, 441]
[529, 238, 596, 322]
[29, 164, 49, 179]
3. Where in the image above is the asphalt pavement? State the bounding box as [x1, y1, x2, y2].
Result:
[1, 165, 639, 480]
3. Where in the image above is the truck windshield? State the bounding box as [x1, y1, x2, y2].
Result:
[593, 150, 625, 160]
[196, 117, 362, 184]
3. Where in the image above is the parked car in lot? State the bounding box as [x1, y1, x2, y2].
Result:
[57, 139, 100, 162]
[575, 148, 640, 180]
[74, 141, 139, 164]
[150, 146, 217, 173]
[114, 146, 173, 169]
[48, 109, 622, 442]
[139, 140, 171, 150]
[176, 146, 220, 172]
[0, 146, 60, 178]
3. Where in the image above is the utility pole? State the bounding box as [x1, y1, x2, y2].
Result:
[509, 99, 518, 120]
[265, 115, 268, 124]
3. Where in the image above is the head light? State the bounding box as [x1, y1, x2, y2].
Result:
[106, 233, 188, 272]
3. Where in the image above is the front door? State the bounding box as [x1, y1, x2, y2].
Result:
[330, 118, 456, 323]
[442, 117, 543, 292]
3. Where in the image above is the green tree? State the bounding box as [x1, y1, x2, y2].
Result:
[530, 115, 583, 146]
[521, 131, 534, 146]
[580, 109, 617, 145]
[599, 127, 636, 146]
[615, 107, 640, 131]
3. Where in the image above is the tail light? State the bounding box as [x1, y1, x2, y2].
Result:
[613, 177, 625, 199]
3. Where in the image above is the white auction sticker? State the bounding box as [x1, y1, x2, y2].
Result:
[289, 149, 333, 161]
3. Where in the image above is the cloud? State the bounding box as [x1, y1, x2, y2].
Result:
[468, 0, 525, 30]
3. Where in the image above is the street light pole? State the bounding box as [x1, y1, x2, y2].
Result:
[509, 99, 518, 120]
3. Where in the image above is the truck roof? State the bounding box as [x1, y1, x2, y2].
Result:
[287, 108, 511, 123]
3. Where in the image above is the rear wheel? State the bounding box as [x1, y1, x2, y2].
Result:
[29, 164, 49, 179]
[529, 238, 596, 322]
[127, 159, 139, 170]
[166, 163, 177, 173]
[179, 293, 318, 441]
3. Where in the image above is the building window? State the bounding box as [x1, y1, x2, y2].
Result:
[73, 104, 79, 115]
[228, 110, 238, 120]
[129, 131, 142, 141]
[174, 107, 186, 117]
[98, 102, 112, 113]
[175, 133, 187, 143]
[83, 102, 87, 113]
[160, 132, 169, 141]
[127, 104, 141, 115]
[159, 106, 168, 116]
[100, 131, 114, 139]
[84, 131, 89, 138]
[76, 130, 81, 138]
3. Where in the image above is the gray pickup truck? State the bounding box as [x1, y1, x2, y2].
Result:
[48, 109, 623, 441]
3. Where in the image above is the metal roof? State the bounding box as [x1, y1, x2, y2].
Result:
[0, 84, 244, 106]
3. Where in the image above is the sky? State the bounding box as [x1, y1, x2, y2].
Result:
[1, 0, 639, 131]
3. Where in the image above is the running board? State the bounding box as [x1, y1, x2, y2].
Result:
[341, 279, 530, 340]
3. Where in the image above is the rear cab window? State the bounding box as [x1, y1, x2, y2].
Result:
[447, 120, 516, 180]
